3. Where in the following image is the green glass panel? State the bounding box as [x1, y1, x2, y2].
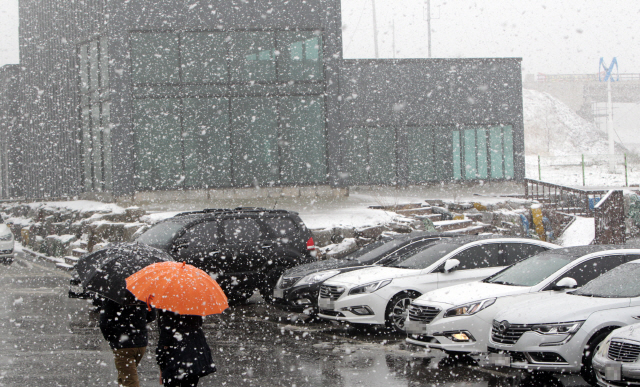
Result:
[231, 97, 278, 186]
[182, 98, 231, 188]
[91, 103, 102, 190]
[277, 32, 324, 81]
[434, 128, 453, 181]
[503, 125, 515, 179]
[130, 32, 180, 84]
[90, 41, 99, 91]
[489, 127, 503, 178]
[279, 96, 327, 184]
[368, 127, 396, 184]
[133, 99, 183, 189]
[407, 127, 434, 183]
[102, 101, 112, 191]
[476, 129, 488, 179]
[81, 105, 92, 189]
[181, 32, 228, 83]
[344, 127, 368, 185]
[229, 32, 276, 82]
[100, 37, 109, 89]
[452, 131, 461, 180]
[79, 44, 89, 93]
[464, 129, 477, 180]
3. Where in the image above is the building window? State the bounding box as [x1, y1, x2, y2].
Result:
[452, 125, 514, 181]
[129, 30, 327, 190]
[78, 36, 112, 192]
[344, 127, 396, 185]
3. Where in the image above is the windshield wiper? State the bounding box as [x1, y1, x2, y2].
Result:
[488, 280, 517, 286]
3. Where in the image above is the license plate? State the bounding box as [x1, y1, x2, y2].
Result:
[272, 288, 283, 299]
[318, 297, 334, 309]
[604, 362, 622, 381]
[488, 353, 511, 366]
[405, 321, 428, 334]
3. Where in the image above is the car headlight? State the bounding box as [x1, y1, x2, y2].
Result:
[597, 333, 614, 356]
[444, 298, 496, 318]
[532, 321, 584, 346]
[348, 279, 392, 296]
[0, 232, 13, 241]
[295, 270, 341, 286]
[276, 275, 302, 289]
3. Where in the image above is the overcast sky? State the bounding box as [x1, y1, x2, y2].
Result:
[0, 0, 638, 75]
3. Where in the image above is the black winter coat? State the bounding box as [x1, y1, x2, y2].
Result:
[156, 310, 216, 380]
[99, 298, 156, 350]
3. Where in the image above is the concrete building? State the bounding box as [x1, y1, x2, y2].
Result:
[2, 0, 525, 201]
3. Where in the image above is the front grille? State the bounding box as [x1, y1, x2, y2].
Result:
[408, 305, 441, 324]
[0, 249, 13, 254]
[278, 276, 301, 289]
[319, 285, 345, 301]
[491, 320, 534, 345]
[608, 340, 640, 363]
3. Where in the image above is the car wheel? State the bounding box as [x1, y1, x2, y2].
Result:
[385, 291, 420, 333]
[580, 330, 612, 386]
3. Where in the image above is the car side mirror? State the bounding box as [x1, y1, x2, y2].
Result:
[552, 277, 578, 291]
[444, 258, 460, 273]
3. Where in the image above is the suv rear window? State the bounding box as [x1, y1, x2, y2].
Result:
[136, 221, 188, 250]
[222, 218, 262, 243]
[264, 217, 299, 240]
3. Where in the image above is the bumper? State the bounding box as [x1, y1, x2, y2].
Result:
[593, 352, 640, 386]
[317, 292, 388, 326]
[272, 284, 320, 313]
[486, 331, 584, 373]
[406, 314, 491, 354]
[0, 252, 13, 264]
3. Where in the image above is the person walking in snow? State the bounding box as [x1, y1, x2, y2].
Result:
[156, 309, 216, 387]
[99, 298, 156, 387]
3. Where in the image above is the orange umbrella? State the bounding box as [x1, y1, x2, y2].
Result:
[126, 261, 228, 316]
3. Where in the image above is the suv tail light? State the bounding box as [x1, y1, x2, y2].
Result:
[306, 237, 317, 257]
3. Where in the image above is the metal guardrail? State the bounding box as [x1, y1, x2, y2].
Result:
[524, 178, 609, 217]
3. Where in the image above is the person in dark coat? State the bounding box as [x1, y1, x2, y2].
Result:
[156, 310, 216, 387]
[99, 298, 156, 387]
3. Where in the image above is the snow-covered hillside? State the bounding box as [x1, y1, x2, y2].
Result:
[523, 89, 627, 157]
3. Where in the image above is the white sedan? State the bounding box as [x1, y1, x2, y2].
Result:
[317, 236, 557, 332]
[486, 259, 640, 386]
[593, 323, 640, 386]
[406, 246, 640, 355]
[0, 223, 14, 265]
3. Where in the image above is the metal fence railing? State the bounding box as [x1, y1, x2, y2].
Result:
[525, 154, 639, 188]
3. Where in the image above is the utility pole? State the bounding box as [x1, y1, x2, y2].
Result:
[426, 0, 431, 58]
[371, 0, 379, 58]
[599, 57, 618, 172]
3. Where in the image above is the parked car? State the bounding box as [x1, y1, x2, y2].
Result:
[0, 221, 15, 265]
[272, 232, 452, 315]
[134, 207, 316, 303]
[592, 323, 640, 386]
[317, 236, 557, 332]
[406, 246, 638, 356]
[487, 257, 640, 386]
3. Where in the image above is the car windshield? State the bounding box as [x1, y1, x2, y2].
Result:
[484, 252, 575, 286]
[391, 243, 460, 270]
[343, 238, 399, 263]
[572, 263, 640, 298]
[135, 221, 188, 250]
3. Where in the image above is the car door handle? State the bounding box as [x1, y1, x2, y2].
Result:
[208, 250, 221, 256]
[261, 243, 272, 249]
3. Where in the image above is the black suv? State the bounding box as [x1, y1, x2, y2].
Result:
[135, 207, 316, 303]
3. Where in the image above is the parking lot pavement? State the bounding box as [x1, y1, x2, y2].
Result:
[1, 253, 591, 387]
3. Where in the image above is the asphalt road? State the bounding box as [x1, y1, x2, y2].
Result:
[0, 252, 591, 387]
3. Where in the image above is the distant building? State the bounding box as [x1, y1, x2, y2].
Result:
[1, 0, 524, 200]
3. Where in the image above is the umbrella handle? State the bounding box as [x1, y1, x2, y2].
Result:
[146, 294, 154, 312]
